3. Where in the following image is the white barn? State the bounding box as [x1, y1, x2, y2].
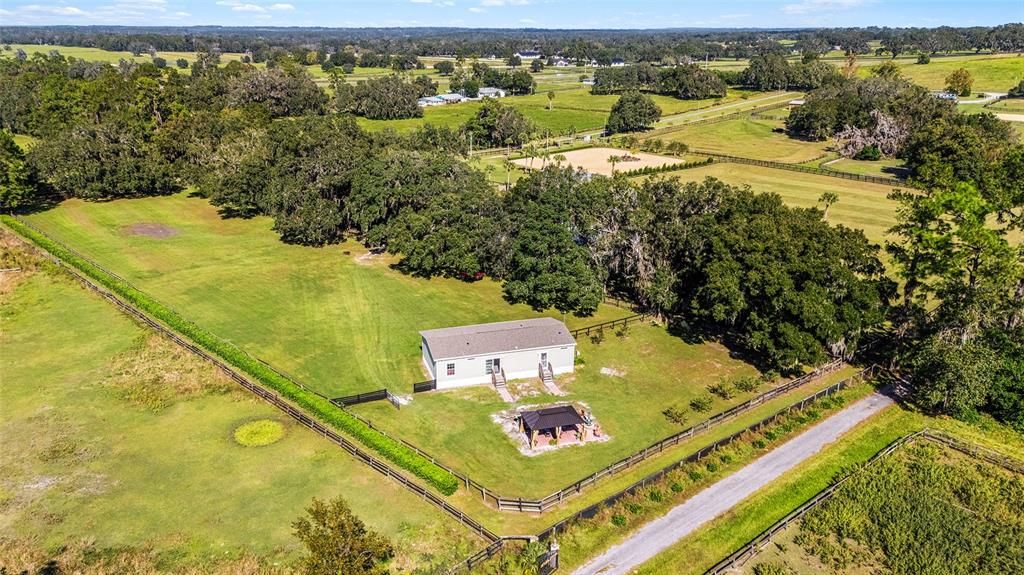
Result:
[420, 318, 576, 389]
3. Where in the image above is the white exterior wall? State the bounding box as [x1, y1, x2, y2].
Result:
[430, 344, 575, 389]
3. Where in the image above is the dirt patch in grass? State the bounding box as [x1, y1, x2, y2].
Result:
[513, 147, 682, 176]
[104, 334, 235, 411]
[122, 222, 179, 238]
[232, 419, 287, 447]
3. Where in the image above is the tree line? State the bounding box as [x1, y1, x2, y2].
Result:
[2, 23, 1022, 67]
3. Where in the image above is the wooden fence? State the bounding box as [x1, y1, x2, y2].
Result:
[413, 379, 438, 393]
[535, 363, 880, 539]
[331, 388, 404, 409]
[695, 152, 904, 186]
[570, 313, 649, 338]
[444, 536, 536, 575]
[701, 429, 1024, 574]
[5, 219, 499, 545]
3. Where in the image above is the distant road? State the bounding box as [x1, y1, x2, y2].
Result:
[572, 391, 894, 575]
[958, 92, 1007, 104]
[995, 113, 1024, 123]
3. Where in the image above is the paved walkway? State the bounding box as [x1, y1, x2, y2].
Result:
[572, 391, 894, 575]
[995, 113, 1024, 123]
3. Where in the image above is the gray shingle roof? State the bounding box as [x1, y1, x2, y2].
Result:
[521, 405, 585, 432]
[420, 317, 575, 361]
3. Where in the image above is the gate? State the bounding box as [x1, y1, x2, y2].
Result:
[537, 542, 559, 575]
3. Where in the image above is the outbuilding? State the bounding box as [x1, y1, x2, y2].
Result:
[420, 318, 576, 389]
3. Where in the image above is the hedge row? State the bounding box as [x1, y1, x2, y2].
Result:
[622, 157, 714, 176]
[2, 215, 460, 495]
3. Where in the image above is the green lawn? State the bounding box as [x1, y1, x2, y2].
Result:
[24, 193, 632, 399]
[656, 162, 902, 243]
[351, 322, 762, 496]
[988, 97, 1024, 112]
[856, 53, 1024, 92]
[652, 117, 829, 164]
[11, 133, 37, 151]
[0, 260, 475, 572]
[824, 157, 907, 179]
[636, 405, 1024, 575]
[357, 88, 757, 135]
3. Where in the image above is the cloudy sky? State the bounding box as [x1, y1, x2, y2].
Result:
[0, 0, 1019, 28]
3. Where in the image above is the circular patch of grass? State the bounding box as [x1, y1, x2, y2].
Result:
[233, 419, 286, 447]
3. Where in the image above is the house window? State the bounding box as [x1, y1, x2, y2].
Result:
[446, 363, 456, 376]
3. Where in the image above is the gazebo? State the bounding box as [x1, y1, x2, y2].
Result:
[519, 405, 588, 448]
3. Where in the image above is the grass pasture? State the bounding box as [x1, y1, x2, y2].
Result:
[23, 193, 632, 399]
[736, 436, 1024, 575]
[651, 116, 829, 164]
[0, 257, 474, 572]
[862, 53, 1024, 92]
[655, 162, 903, 243]
[351, 321, 763, 496]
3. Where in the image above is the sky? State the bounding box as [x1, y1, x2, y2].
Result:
[0, 0, 1020, 29]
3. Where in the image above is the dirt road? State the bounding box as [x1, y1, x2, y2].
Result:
[572, 391, 894, 575]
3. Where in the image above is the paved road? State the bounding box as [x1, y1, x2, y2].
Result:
[572, 391, 894, 575]
[958, 91, 1008, 104]
[996, 113, 1024, 123]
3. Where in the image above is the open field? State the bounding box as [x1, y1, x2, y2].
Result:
[738, 439, 1024, 575]
[632, 404, 1024, 575]
[650, 117, 830, 164]
[3, 43, 251, 68]
[0, 256, 475, 571]
[513, 147, 684, 176]
[856, 53, 1024, 92]
[988, 97, 1024, 112]
[655, 162, 903, 243]
[352, 321, 763, 496]
[823, 157, 907, 179]
[23, 193, 633, 399]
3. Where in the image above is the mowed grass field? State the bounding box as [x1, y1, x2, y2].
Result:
[853, 53, 1024, 92]
[0, 263, 475, 571]
[651, 117, 829, 164]
[23, 193, 633, 398]
[357, 88, 758, 134]
[351, 322, 763, 496]
[655, 163, 903, 243]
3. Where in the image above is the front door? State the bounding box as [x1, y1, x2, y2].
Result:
[540, 352, 548, 366]
[486, 358, 501, 375]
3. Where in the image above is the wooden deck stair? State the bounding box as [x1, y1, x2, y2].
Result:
[492, 369, 514, 403]
[539, 362, 564, 395]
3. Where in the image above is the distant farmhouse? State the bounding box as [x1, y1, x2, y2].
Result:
[514, 50, 544, 60]
[420, 318, 576, 389]
[418, 87, 506, 107]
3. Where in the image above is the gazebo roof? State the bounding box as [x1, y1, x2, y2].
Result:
[521, 405, 585, 432]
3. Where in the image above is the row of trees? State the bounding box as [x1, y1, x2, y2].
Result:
[784, 67, 1024, 430]
[4, 23, 1022, 67]
[591, 63, 727, 100]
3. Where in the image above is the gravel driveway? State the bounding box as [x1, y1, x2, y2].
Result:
[572, 391, 894, 575]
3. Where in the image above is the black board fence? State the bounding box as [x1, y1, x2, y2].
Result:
[702, 429, 1024, 575]
[694, 151, 904, 186]
[535, 363, 879, 540]
[570, 312, 649, 338]
[332, 389, 389, 407]
[413, 379, 438, 393]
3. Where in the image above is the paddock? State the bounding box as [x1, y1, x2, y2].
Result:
[512, 147, 682, 176]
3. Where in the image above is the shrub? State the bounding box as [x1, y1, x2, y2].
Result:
[764, 429, 779, 441]
[708, 381, 735, 400]
[917, 53, 931, 64]
[3, 216, 460, 495]
[611, 514, 627, 527]
[706, 461, 720, 473]
[719, 453, 734, 465]
[854, 145, 881, 160]
[690, 395, 714, 412]
[624, 501, 643, 514]
[648, 489, 664, 503]
[753, 562, 792, 575]
[662, 405, 688, 426]
[615, 323, 630, 339]
[590, 328, 606, 345]
[735, 375, 761, 393]
[688, 469, 703, 482]
[670, 481, 685, 493]
[753, 438, 767, 449]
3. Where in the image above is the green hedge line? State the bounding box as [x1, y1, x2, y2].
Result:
[622, 157, 714, 176]
[2, 215, 460, 496]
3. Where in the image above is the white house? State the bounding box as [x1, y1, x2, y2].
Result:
[478, 87, 506, 98]
[420, 318, 576, 389]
